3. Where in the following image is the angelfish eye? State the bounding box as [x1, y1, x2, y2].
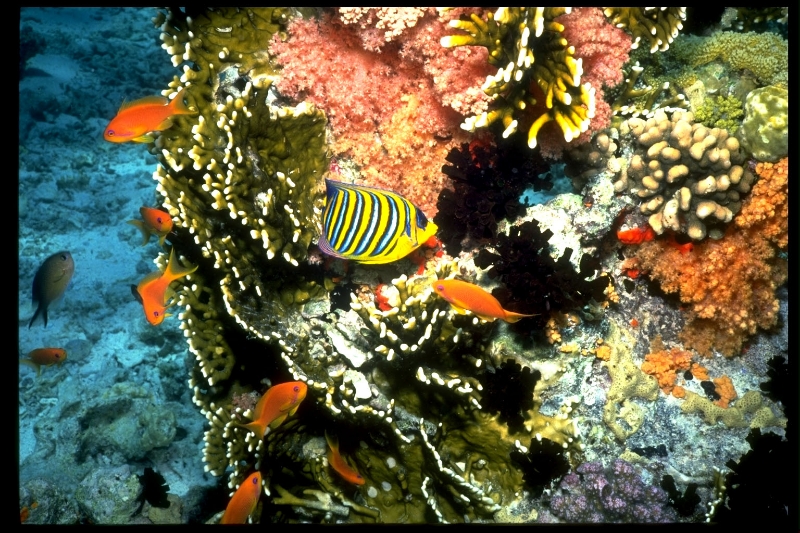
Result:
[153, 311, 160, 317]
[293, 386, 300, 392]
[107, 130, 115, 136]
[437, 284, 444, 291]
[251, 476, 258, 485]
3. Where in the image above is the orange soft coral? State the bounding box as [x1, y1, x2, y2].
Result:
[640, 336, 693, 396]
[735, 158, 788, 250]
[636, 158, 788, 357]
[712, 375, 737, 409]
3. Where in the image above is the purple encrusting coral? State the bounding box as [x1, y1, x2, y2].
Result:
[547, 459, 677, 523]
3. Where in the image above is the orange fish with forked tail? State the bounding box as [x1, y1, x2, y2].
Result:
[239, 381, 308, 439]
[104, 87, 196, 143]
[432, 279, 536, 323]
[220, 472, 262, 524]
[20, 348, 67, 376]
[325, 431, 365, 485]
[131, 248, 197, 325]
[128, 207, 173, 247]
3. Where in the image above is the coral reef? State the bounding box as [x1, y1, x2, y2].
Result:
[738, 85, 788, 163]
[442, 8, 595, 153]
[270, 8, 489, 217]
[669, 30, 788, 89]
[614, 109, 757, 241]
[434, 140, 550, 255]
[636, 157, 788, 356]
[602, 8, 686, 53]
[545, 459, 677, 523]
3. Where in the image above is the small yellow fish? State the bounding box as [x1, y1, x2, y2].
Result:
[432, 279, 536, 323]
[29, 251, 75, 328]
[20, 347, 67, 376]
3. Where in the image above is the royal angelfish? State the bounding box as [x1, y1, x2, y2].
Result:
[318, 179, 438, 264]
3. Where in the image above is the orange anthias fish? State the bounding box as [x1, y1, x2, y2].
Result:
[131, 248, 197, 326]
[128, 207, 174, 247]
[432, 279, 536, 323]
[325, 431, 365, 485]
[220, 472, 262, 524]
[104, 87, 196, 143]
[239, 381, 308, 439]
[29, 251, 75, 328]
[616, 226, 656, 245]
[19, 348, 67, 376]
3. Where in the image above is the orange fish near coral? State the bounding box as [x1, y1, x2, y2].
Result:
[616, 226, 655, 245]
[104, 88, 196, 143]
[239, 381, 308, 439]
[128, 207, 173, 247]
[131, 248, 197, 325]
[220, 472, 262, 524]
[432, 279, 536, 323]
[20, 348, 67, 376]
[325, 431, 365, 485]
[29, 251, 75, 328]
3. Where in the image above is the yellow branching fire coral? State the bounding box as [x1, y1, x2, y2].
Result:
[602, 8, 686, 53]
[442, 7, 595, 149]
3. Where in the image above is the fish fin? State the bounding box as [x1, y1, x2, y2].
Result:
[127, 220, 151, 246]
[324, 430, 338, 452]
[130, 284, 143, 305]
[165, 248, 198, 281]
[502, 310, 538, 323]
[28, 304, 42, 329]
[19, 359, 40, 376]
[240, 421, 266, 439]
[155, 117, 174, 131]
[268, 413, 288, 430]
[169, 88, 197, 115]
[316, 233, 348, 261]
[132, 134, 154, 143]
[119, 95, 169, 111]
[449, 303, 469, 315]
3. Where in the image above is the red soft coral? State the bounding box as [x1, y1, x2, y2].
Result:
[269, 10, 493, 217]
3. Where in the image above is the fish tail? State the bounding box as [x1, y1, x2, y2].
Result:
[19, 359, 41, 376]
[28, 304, 47, 328]
[165, 248, 199, 283]
[502, 310, 538, 323]
[240, 420, 266, 440]
[170, 88, 196, 115]
[127, 220, 152, 246]
[324, 430, 339, 453]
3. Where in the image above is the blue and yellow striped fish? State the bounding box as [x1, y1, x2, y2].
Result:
[318, 179, 438, 264]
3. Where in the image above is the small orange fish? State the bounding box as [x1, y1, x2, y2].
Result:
[29, 251, 75, 328]
[104, 87, 196, 143]
[131, 248, 197, 325]
[220, 472, 262, 524]
[616, 226, 655, 245]
[20, 348, 67, 376]
[325, 431, 365, 485]
[128, 207, 173, 247]
[239, 381, 308, 439]
[432, 279, 536, 323]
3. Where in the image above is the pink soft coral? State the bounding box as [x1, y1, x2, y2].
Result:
[269, 9, 493, 217]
